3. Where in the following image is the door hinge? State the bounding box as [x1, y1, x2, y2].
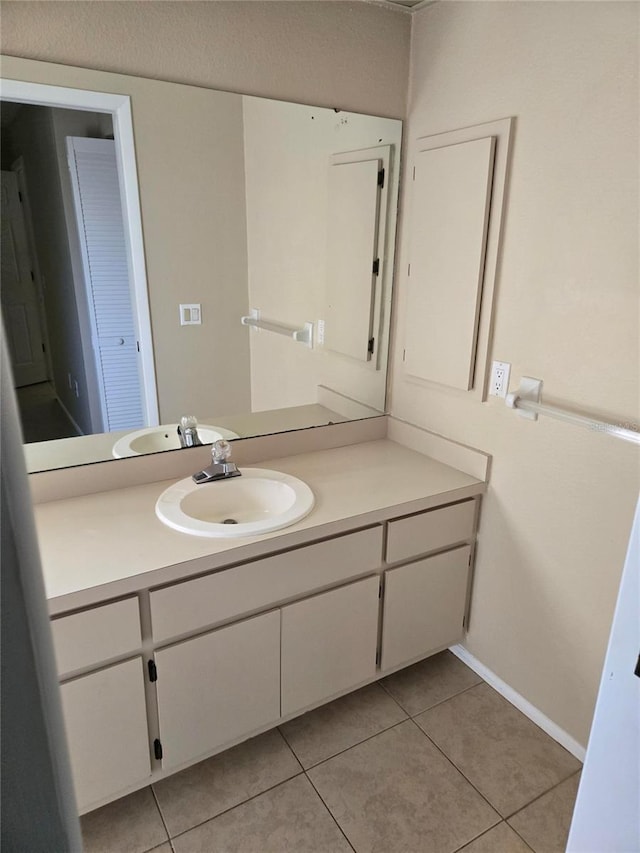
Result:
[368, 338, 375, 355]
[376, 649, 381, 667]
[153, 738, 163, 760]
[147, 659, 158, 682]
[136, 340, 140, 353]
[377, 168, 385, 188]
[30, 270, 35, 281]
[41, 343, 46, 353]
[18, 190, 23, 203]
[372, 258, 380, 276]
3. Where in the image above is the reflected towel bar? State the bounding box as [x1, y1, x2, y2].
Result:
[241, 309, 313, 348]
[506, 377, 640, 445]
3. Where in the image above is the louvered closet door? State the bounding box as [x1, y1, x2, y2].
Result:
[67, 136, 144, 432]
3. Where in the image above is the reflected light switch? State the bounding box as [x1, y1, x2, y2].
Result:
[180, 304, 202, 325]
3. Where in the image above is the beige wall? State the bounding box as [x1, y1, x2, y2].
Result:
[0, 0, 409, 119]
[391, 0, 639, 746]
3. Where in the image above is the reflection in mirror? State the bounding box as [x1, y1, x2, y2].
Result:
[0, 58, 402, 473]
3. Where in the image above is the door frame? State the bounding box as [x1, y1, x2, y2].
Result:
[1, 78, 160, 427]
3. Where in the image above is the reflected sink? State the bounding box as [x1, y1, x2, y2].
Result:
[112, 424, 239, 458]
[155, 468, 315, 538]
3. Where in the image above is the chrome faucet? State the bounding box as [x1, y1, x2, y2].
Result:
[192, 439, 241, 484]
[177, 415, 203, 448]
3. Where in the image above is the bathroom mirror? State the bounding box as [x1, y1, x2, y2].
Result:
[0, 56, 401, 473]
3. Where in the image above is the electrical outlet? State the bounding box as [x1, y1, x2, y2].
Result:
[490, 360, 511, 398]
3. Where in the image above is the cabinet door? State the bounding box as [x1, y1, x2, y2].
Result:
[281, 576, 380, 717]
[155, 610, 280, 770]
[381, 546, 471, 672]
[60, 657, 151, 813]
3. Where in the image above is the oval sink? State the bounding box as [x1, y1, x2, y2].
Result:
[112, 424, 239, 458]
[155, 468, 315, 538]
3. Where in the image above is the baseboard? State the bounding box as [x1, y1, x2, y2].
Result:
[55, 394, 85, 437]
[449, 644, 586, 762]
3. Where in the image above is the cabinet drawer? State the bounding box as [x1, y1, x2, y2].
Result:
[150, 526, 383, 642]
[381, 545, 470, 672]
[52, 597, 141, 677]
[386, 500, 476, 564]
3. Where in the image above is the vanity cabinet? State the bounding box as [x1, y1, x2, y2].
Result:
[51, 495, 480, 814]
[154, 610, 281, 770]
[281, 575, 380, 716]
[60, 658, 151, 812]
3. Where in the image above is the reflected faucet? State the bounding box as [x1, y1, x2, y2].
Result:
[177, 415, 203, 448]
[192, 439, 241, 483]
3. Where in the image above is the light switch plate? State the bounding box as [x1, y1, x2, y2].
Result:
[180, 304, 202, 325]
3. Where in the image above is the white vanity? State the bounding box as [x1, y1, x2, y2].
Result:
[35, 438, 485, 814]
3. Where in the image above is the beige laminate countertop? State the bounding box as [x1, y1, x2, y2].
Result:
[35, 439, 485, 615]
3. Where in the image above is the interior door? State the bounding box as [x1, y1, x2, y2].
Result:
[66, 136, 145, 433]
[0, 170, 48, 387]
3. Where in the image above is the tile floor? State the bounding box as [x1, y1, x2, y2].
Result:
[81, 651, 582, 853]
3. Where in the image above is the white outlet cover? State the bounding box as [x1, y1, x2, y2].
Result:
[490, 360, 511, 398]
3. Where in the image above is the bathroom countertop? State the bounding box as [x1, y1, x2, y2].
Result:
[34, 439, 486, 615]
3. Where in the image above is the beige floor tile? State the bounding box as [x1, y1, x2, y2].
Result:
[308, 719, 499, 853]
[280, 682, 407, 768]
[458, 822, 532, 852]
[81, 787, 168, 853]
[153, 728, 302, 837]
[172, 775, 351, 853]
[148, 846, 173, 853]
[382, 651, 483, 716]
[508, 772, 581, 852]
[416, 683, 582, 817]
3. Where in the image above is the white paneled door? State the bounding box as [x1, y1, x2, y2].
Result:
[0, 171, 48, 387]
[66, 136, 146, 433]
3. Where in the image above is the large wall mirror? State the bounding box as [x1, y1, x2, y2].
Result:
[0, 56, 402, 473]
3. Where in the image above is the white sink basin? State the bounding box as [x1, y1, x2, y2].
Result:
[155, 468, 315, 538]
[112, 424, 239, 458]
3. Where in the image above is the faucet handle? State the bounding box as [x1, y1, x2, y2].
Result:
[212, 439, 232, 463]
[180, 415, 199, 431]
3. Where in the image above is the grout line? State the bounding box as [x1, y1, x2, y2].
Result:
[167, 772, 305, 842]
[396, 679, 485, 720]
[150, 785, 173, 847]
[502, 767, 583, 821]
[295, 716, 410, 772]
[451, 820, 536, 853]
[304, 772, 357, 853]
[406, 717, 503, 821]
[276, 724, 305, 773]
[504, 822, 538, 853]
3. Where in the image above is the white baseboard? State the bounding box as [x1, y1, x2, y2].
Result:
[449, 644, 586, 762]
